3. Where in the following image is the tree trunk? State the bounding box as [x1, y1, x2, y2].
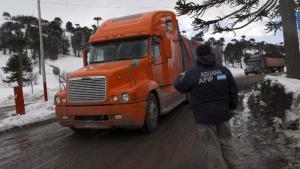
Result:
[279, 0, 300, 79]
[215, 45, 223, 66]
[38, 53, 41, 74]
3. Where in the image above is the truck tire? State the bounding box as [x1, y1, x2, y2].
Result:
[279, 67, 284, 72]
[142, 93, 159, 133]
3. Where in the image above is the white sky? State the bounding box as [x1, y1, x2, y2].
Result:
[0, 0, 283, 43]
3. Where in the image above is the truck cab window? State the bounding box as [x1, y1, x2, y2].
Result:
[165, 19, 173, 31]
[152, 37, 160, 58]
[89, 38, 148, 63]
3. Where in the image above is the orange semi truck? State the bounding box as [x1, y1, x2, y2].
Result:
[54, 11, 196, 132]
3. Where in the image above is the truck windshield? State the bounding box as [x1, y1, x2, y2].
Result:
[89, 38, 148, 63]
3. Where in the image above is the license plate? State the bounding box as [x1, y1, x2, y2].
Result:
[84, 121, 98, 128]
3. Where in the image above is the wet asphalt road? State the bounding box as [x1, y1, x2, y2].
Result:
[2, 75, 297, 169]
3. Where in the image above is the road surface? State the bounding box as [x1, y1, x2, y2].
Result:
[0, 105, 15, 114]
[1, 75, 299, 169]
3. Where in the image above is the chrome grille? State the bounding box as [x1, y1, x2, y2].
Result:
[68, 76, 106, 103]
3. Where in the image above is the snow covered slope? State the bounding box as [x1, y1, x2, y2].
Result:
[0, 53, 82, 132]
[0, 53, 82, 106]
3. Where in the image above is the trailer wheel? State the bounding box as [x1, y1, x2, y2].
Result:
[142, 93, 159, 133]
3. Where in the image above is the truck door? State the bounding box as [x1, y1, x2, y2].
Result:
[151, 36, 165, 86]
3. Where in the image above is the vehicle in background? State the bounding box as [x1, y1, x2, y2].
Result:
[244, 53, 285, 75]
[54, 11, 196, 133]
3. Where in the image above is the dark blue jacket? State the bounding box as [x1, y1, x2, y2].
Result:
[174, 54, 238, 124]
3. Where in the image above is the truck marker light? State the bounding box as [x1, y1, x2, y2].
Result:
[112, 95, 119, 102]
[115, 114, 123, 120]
[61, 98, 67, 104]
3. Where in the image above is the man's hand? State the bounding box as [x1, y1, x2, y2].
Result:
[174, 71, 193, 93]
[178, 71, 187, 80]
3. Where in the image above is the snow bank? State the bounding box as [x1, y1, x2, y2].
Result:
[0, 101, 55, 132]
[264, 75, 300, 130]
[265, 75, 300, 96]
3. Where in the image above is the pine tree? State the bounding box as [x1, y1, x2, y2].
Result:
[2, 54, 33, 84]
[71, 25, 92, 57]
[44, 17, 64, 60]
[62, 32, 70, 55]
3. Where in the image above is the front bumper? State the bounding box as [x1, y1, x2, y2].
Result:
[55, 102, 147, 129]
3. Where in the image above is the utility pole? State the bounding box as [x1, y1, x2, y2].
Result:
[37, 0, 48, 101]
[93, 16, 102, 27]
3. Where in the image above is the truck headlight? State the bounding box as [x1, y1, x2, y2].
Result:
[120, 93, 129, 102]
[54, 96, 61, 104]
[61, 98, 67, 104]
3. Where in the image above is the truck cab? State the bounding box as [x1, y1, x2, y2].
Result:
[54, 11, 195, 132]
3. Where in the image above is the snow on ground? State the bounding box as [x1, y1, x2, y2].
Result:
[0, 101, 55, 132]
[0, 53, 82, 107]
[0, 53, 82, 132]
[264, 75, 300, 147]
[265, 75, 300, 95]
[228, 67, 245, 77]
[265, 75, 300, 123]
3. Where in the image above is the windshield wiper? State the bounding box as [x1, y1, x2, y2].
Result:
[89, 60, 114, 64]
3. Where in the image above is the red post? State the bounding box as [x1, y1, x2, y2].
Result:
[43, 82, 48, 101]
[14, 86, 25, 115]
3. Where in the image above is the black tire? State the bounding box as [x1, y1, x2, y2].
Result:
[279, 67, 284, 72]
[245, 72, 248, 76]
[142, 93, 159, 133]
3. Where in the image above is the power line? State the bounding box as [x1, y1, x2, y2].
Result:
[42, 1, 172, 9]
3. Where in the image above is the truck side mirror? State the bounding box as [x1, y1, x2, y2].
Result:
[82, 48, 88, 67]
[160, 38, 172, 59]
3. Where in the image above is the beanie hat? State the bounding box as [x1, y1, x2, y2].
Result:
[196, 44, 212, 57]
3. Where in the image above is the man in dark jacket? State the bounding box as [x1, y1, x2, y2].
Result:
[174, 45, 242, 169]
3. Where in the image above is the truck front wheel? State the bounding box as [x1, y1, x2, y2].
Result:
[142, 93, 159, 133]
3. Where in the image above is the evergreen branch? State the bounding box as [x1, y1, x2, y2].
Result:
[265, 21, 282, 34]
[176, 0, 282, 34]
[231, 0, 278, 27]
[190, 0, 260, 32]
